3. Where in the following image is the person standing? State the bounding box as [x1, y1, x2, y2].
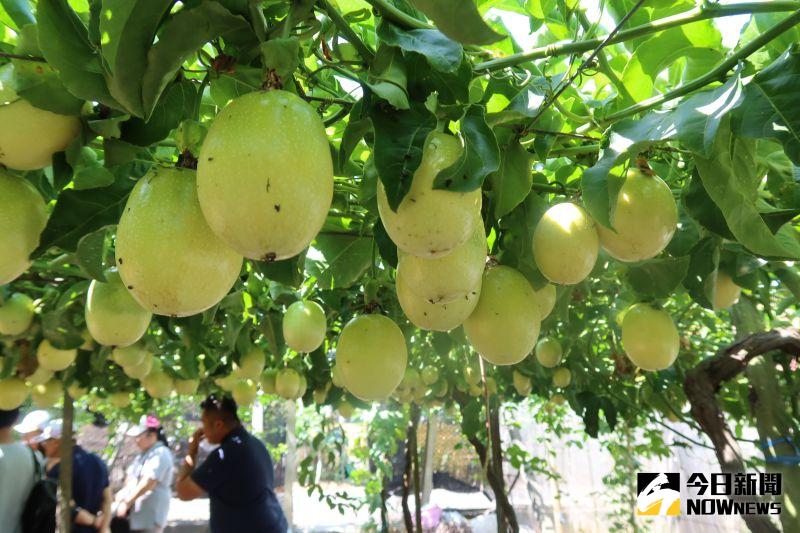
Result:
[14, 409, 51, 452]
[114, 416, 174, 533]
[176, 395, 287, 533]
[0, 408, 36, 533]
[39, 419, 112, 532]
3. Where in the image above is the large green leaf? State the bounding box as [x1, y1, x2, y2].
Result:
[32, 177, 134, 257]
[433, 105, 500, 192]
[100, 0, 173, 117]
[737, 47, 800, 165]
[363, 45, 409, 110]
[496, 192, 548, 288]
[695, 121, 800, 259]
[489, 138, 531, 220]
[36, 0, 119, 108]
[409, 0, 503, 46]
[683, 236, 720, 309]
[11, 59, 84, 115]
[369, 101, 437, 210]
[310, 234, 373, 289]
[122, 79, 198, 146]
[0, 0, 33, 29]
[140, 1, 255, 119]
[377, 21, 463, 73]
[624, 256, 690, 300]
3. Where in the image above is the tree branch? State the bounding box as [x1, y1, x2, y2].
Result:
[684, 328, 800, 533]
[317, 0, 375, 63]
[474, 2, 800, 72]
[0, 52, 46, 62]
[363, 0, 432, 30]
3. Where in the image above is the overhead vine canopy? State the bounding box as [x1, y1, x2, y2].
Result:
[1, 1, 799, 526]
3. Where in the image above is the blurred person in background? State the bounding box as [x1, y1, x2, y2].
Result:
[0, 408, 36, 533]
[113, 415, 174, 533]
[39, 419, 112, 532]
[176, 395, 287, 533]
[14, 409, 51, 455]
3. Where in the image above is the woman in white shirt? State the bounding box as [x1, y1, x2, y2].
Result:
[114, 416, 174, 533]
[0, 408, 36, 533]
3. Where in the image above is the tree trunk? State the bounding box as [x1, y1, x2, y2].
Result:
[467, 434, 519, 532]
[411, 404, 422, 533]
[422, 410, 437, 505]
[282, 400, 297, 528]
[684, 325, 800, 533]
[402, 410, 415, 533]
[60, 390, 74, 533]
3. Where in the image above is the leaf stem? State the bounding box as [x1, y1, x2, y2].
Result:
[0, 52, 46, 62]
[474, 1, 800, 72]
[603, 9, 800, 123]
[317, 0, 375, 63]
[363, 0, 432, 30]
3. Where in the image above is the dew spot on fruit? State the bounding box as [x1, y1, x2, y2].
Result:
[207, 157, 214, 162]
[118, 258, 123, 264]
[274, 204, 281, 212]
[127, 285, 134, 290]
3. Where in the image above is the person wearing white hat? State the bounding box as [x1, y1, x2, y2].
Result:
[14, 409, 51, 450]
[39, 419, 112, 533]
[113, 415, 174, 533]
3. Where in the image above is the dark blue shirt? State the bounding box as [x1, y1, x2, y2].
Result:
[192, 427, 287, 533]
[47, 446, 109, 533]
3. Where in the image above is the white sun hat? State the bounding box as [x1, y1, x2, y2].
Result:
[13, 410, 52, 434]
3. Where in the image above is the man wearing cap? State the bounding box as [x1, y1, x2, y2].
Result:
[39, 419, 112, 532]
[114, 415, 174, 533]
[175, 395, 288, 533]
[14, 409, 51, 452]
[0, 408, 37, 533]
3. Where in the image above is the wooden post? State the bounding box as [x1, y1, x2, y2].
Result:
[411, 405, 422, 533]
[60, 390, 74, 533]
[283, 400, 297, 528]
[421, 410, 437, 505]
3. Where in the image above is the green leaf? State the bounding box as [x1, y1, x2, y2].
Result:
[209, 65, 261, 108]
[310, 234, 373, 289]
[409, 0, 503, 46]
[434, 105, 500, 192]
[76, 226, 108, 281]
[32, 177, 134, 257]
[139, 1, 255, 119]
[0, 0, 34, 29]
[683, 236, 720, 309]
[252, 249, 307, 289]
[100, 0, 173, 117]
[260, 37, 300, 79]
[490, 138, 531, 220]
[774, 266, 800, 300]
[122, 79, 198, 146]
[496, 192, 549, 288]
[36, 0, 119, 108]
[369, 101, 437, 210]
[376, 21, 463, 73]
[624, 256, 690, 300]
[459, 397, 483, 437]
[695, 121, 800, 259]
[737, 47, 800, 165]
[363, 45, 409, 110]
[11, 59, 85, 115]
[682, 172, 733, 239]
[373, 219, 397, 269]
[577, 392, 600, 438]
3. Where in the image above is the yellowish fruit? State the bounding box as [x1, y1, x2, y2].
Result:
[0, 293, 35, 336]
[123, 353, 154, 380]
[67, 383, 87, 399]
[468, 383, 482, 397]
[113, 344, 148, 368]
[534, 284, 556, 320]
[463, 266, 541, 365]
[214, 374, 238, 392]
[313, 387, 328, 404]
[396, 264, 480, 332]
[338, 314, 407, 401]
[464, 363, 481, 387]
[485, 376, 498, 395]
[331, 364, 345, 388]
[535, 337, 563, 368]
[234, 348, 266, 379]
[396, 219, 486, 304]
[433, 380, 448, 398]
[37, 340, 77, 371]
[713, 272, 742, 310]
[86, 269, 152, 347]
[338, 400, 355, 419]
[32, 379, 63, 408]
[551, 393, 566, 405]
[0, 377, 29, 409]
[283, 301, 327, 353]
[0, 171, 48, 284]
[0, 98, 80, 170]
[116, 166, 243, 317]
[621, 304, 679, 371]
[261, 369, 278, 394]
[513, 370, 532, 396]
[275, 368, 301, 400]
[552, 368, 571, 388]
[232, 379, 258, 406]
[596, 169, 677, 262]
[378, 133, 481, 258]
[401, 368, 422, 391]
[295, 375, 308, 400]
[532, 203, 599, 285]
[143, 371, 173, 399]
[26, 366, 54, 386]
[174, 379, 199, 395]
[198, 90, 333, 260]
[108, 392, 132, 409]
[421, 367, 439, 386]
[80, 330, 94, 351]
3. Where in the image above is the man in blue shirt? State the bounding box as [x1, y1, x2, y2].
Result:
[39, 419, 112, 532]
[176, 395, 287, 533]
